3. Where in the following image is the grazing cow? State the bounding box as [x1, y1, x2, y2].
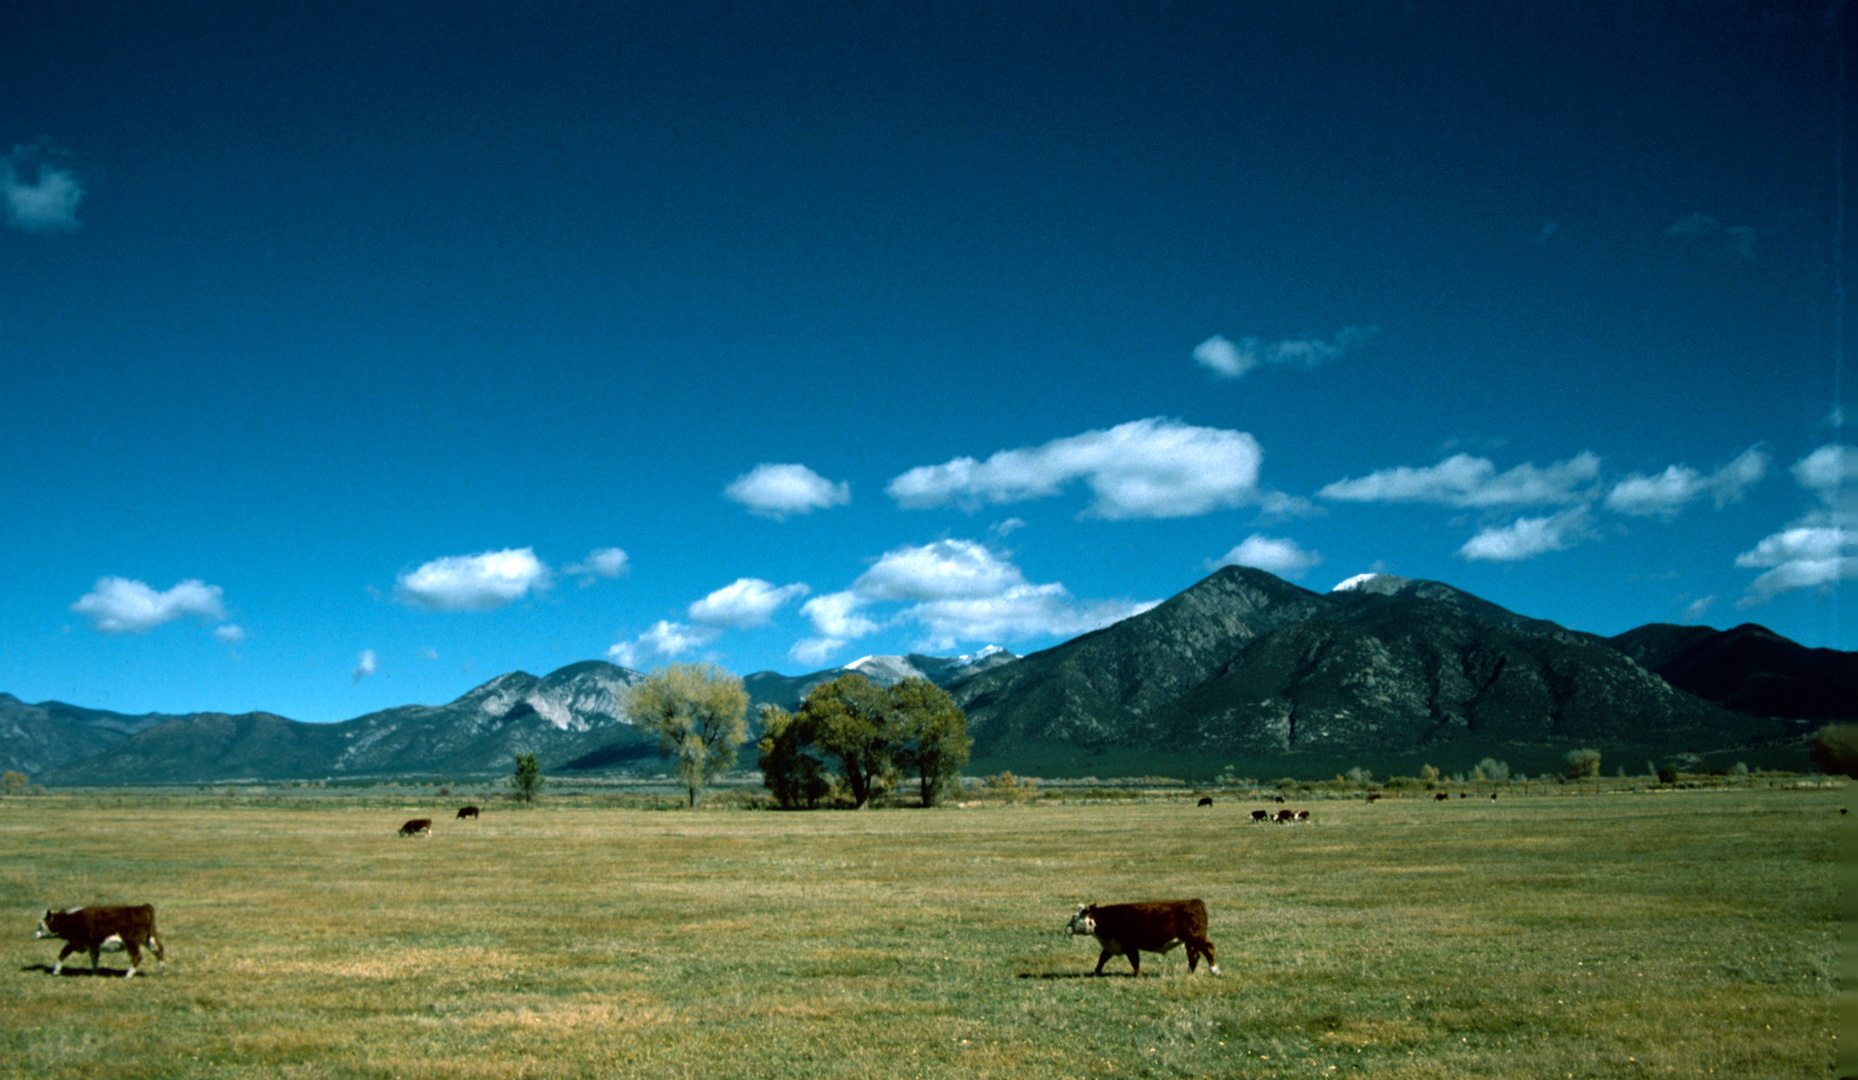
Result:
[398, 818, 433, 837]
[1434, 792, 1449, 801]
[1365, 793, 1381, 802]
[1196, 797, 1214, 807]
[1295, 810, 1310, 821]
[456, 805, 480, 819]
[1274, 808, 1297, 823]
[1490, 793, 1498, 801]
[1067, 900, 1219, 977]
[1250, 809, 1269, 823]
[1274, 795, 1286, 803]
[34, 905, 164, 977]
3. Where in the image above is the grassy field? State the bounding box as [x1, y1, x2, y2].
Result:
[0, 786, 1843, 1079]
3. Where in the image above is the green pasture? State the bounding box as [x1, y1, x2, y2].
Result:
[0, 786, 1842, 1079]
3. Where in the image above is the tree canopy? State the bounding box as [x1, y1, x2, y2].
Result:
[626, 662, 750, 808]
[758, 674, 970, 809]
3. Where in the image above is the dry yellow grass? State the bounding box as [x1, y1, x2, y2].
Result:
[0, 785, 1841, 1078]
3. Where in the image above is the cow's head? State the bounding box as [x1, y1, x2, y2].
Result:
[1066, 904, 1097, 936]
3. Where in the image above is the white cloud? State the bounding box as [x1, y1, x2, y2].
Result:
[564, 547, 629, 582]
[1207, 534, 1322, 578]
[607, 620, 715, 669]
[887, 417, 1266, 519]
[1791, 444, 1854, 495]
[71, 577, 228, 634]
[1458, 509, 1594, 562]
[1733, 446, 1857, 605]
[1193, 327, 1376, 380]
[687, 577, 810, 629]
[853, 539, 1027, 601]
[724, 463, 850, 519]
[3, 147, 83, 233]
[214, 624, 247, 644]
[394, 548, 551, 611]
[352, 650, 378, 682]
[908, 585, 1158, 652]
[1604, 447, 1769, 517]
[792, 538, 1157, 657]
[1681, 596, 1715, 622]
[1321, 452, 1600, 508]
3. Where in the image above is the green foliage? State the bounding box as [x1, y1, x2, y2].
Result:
[625, 662, 751, 808]
[1, 770, 27, 796]
[1809, 724, 1858, 779]
[1419, 764, 1440, 783]
[757, 704, 832, 809]
[759, 675, 972, 809]
[509, 752, 544, 803]
[1473, 757, 1510, 782]
[1565, 748, 1602, 780]
[1658, 764, 1681, 785]
[888, 677, 971, 807]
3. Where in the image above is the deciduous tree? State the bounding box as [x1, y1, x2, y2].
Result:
[626, 662, 750, 808]
[757, 704, 832, 809]
[889, 677, 970, 807]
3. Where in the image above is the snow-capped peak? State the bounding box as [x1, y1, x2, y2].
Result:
[1331, 572, 1411, 595]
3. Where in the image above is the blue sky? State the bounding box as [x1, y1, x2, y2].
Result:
[3, 1, 1850, 722]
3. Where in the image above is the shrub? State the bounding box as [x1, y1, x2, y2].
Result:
[1565, 749, 1602, 780]
[1658, 765, 1680, 785]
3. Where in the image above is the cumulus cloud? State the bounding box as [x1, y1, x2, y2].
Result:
[1604, 447, 1769, 517]
[608, 620, 716, 669]
[1733, 445, 1857, 605]
[724, 463, 851, 519]
[1681, 596, 1715, 622]
[907, 585, 1157, 652]
[71, 577, 229, 634]
[394, 548, 551, 611]
[853, 539, 1026, 601]
[687, 577, 810, 629]
[787, 538, 1158, 664]
[1207, 535, 1322, 578]
[1321, 452, 1600, 508]
[564, 547, 629, 582]
[1193, 327, 1376, 380]
[1458, 509, 1594, 562]
[3, 146, 83, 233]
[1791, 444, 1854, 495]
[352, 650, 378, 682]
[887, 417, 1266, 519]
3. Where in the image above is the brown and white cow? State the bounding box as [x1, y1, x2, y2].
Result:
[398, 818, 433, 837]
[1066, 900, 1219, 977]
[1274, 808, 1297, 823]
[34, 905, 164, 977]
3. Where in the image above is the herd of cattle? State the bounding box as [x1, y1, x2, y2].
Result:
[31, 792, 1501, 980]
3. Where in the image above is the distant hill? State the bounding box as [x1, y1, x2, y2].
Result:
[21, 649, 1021, 785]
[949, 568, 1812, 778]
[42, 662, 651, 785]
[0, 695, 173, 776]
[1606, 623, 1857, 723]
[8, 569, 1848, 786]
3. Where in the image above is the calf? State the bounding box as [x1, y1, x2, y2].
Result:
[1067, 900, 1219, 977]
[1435, 792, 1449, 801]
[34, 905, 164, 977]
[398, 818, 433, 837]
[456, 805, 480, 819]
[1196, 797, 1214, 807]
[1250, 809, 1269, 822]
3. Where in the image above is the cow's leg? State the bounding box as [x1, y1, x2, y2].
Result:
[1093, 948, 1115, 975]
[1200, 939, 1221, 976]
[89, 945, 102, 973]
[123, 938, 143, 977]
[54, 942, 79, 975]
[1125, 950, 1140, 977]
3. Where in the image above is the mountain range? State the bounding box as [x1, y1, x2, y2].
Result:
[3, 569, 1845, 785]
